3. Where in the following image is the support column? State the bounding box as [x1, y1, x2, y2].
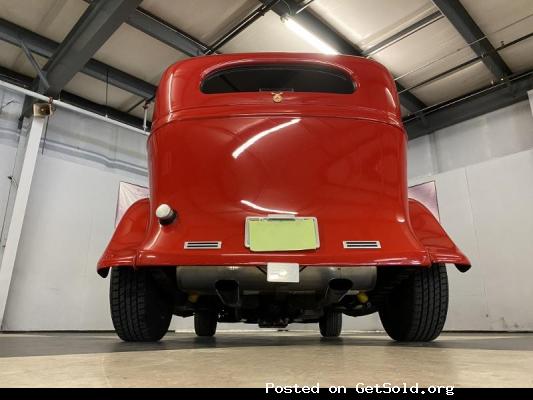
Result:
[0, 114, 46, 329]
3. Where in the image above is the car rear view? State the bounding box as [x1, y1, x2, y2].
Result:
[98, 53, 470, 342]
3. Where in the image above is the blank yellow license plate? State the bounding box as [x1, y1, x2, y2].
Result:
[246, 217, 319, 252]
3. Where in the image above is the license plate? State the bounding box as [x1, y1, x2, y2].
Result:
[245, 216, 319, 252]
[267, 262, 300, 283]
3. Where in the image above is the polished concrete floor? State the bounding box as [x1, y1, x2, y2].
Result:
[0, 331, 532, 388]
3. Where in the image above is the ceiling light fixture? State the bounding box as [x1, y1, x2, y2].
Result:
[281, 15, 339, 55]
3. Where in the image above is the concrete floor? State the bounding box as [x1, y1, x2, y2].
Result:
[0, 331, 532, 388]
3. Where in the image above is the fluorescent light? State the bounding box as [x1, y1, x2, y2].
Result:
[282, 16, 339, 55]
[232, 118, 300, 159]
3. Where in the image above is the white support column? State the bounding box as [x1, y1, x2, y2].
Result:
[0, 115, 46, 329]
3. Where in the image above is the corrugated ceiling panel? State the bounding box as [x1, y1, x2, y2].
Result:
[93, 24, 187, 86]
[372, 18, 477, 89]
[461, 0, 533, 45]
[0, 41, 27, 73]
[498, 38, 533, 74]
[310, 0, 437, 51]
[461, 0, 533, 74]
[0, 0, 87, 43]
[410, 60, 494, 105]
[0, 42, 49, 79]
[140, 0, 257, 45]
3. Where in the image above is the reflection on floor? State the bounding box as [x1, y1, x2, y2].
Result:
[0, 331, 532, 387]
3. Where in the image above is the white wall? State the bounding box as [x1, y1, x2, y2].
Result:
[0, 87, 150, 330]
[0, 87, 24, 255]
[408, 100, 533, 330]
[3, 155, 148, 330]
[1, 84, 532, 331]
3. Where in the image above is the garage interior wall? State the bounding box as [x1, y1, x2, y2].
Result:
[0, 86, 149, 330]
[407, 100, 533, 331]
[0, 84, 532, 331]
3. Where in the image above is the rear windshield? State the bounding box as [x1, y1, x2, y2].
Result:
[201, 64, 355, 94]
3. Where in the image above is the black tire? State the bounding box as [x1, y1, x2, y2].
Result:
[319, 310, 342, 337]
[110, 267, 172, 342]
[379, 264, 448, 342]
[194, 310, 218, 337]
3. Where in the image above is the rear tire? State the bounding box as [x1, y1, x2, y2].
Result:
[319, 310, 342, 337]
[194, 310, 218, 337]
[110, 267, 172, 342]
[379, 264, 448, 342]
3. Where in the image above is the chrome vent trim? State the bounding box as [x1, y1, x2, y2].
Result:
[184, 241, 222, 249]
[343, 241, 381, 249]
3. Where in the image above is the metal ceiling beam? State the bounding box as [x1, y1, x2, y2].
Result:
[404, 70, 533, 139]
[397, 83, 428, 113]
[39, 0, 143, 97]
[432, 0, 512, 80]
[82, 0, 212, 56]
[205, 0, 281, 54]
[399, 31, 533, 95]
[0, 65, 147, 129]
[0, 18, 155, 98]
[127, 0, 426, 112]
[123, 1, 283, 107]
[126, 7, 211, 56]
[262, 0, 427, 113]
[18, 39, 50, 89]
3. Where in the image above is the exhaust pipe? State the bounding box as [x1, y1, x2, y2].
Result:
[323, 279, 352, 305]
[215, 280, 241, 307]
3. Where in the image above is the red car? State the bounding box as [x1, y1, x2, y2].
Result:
[98, 53, 470, 342]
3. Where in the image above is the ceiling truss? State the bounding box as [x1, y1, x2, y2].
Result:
[0, 0, 530, 138]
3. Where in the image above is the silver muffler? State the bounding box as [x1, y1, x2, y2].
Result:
[176, 266, 376, 294]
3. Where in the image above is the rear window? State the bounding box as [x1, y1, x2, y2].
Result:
[201, 64, 355, 94]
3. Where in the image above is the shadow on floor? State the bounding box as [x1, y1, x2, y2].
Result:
[1, 331, 533, 358]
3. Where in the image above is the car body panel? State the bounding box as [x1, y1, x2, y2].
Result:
[97, 53, 470, 276]
[408, 198, 471, 270]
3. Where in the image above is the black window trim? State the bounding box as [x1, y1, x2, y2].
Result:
[200, 63, 356, 95]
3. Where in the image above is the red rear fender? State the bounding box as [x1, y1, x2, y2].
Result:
[97, 198, 150, 277]
[408, 199, 471, 272]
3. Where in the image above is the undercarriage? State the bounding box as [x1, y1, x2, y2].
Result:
[175, 265, 377, 325]
[108, 264, 449, 342]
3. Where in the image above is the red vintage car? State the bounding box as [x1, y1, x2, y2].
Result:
[98, 53, 470, 342]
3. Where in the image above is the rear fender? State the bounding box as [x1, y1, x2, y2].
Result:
[408, 198, 471, 272]
[97, 198, 150, 277]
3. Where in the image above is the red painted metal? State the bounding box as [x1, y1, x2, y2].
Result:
[98, 198, 149, 273]
[98, 53, 470, 276]
[408, 199, 470, 269]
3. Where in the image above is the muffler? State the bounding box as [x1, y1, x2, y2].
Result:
[323, 279, 352, 305]
[215, 280, 241, 307]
